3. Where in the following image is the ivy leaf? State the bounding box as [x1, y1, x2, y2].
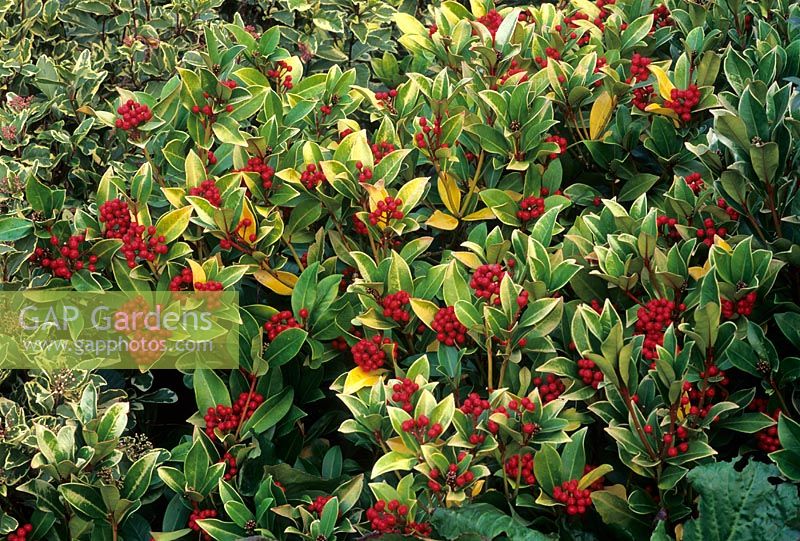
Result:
[683, 459, 800, 541]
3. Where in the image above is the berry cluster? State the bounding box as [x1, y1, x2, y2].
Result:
[685, 172, 704, 194]
[696, 217, 727, 247]
[544, 134, 568, 160]
[533, 374, 566, 403]
[353, 213, 369, 235]
[400, 414, 443, 442]
[168, 267, 194, 291]
[628, 53, 652, 83]
[534, 47, 560, 69]
[517, 195, 546, 222]
[651, 4, 673, 30]
[633, 85, 655, 111]
[577, 359, 604, 389]
[237, 156, 275, 191]
[459, 392, 490, 445]
[495, 59, 529, 88]
[307, 495, 332, 515]
[365, 500, 430, 536]
[115, 100, 152, 131]
[374, 88, 397, 109]
[263, 311, 302, 342]
[431, 306, 469, 346]
[657, 215, 681, 242]
[355, 160, 373, 182]
[320, 95, 339, 116]
[717, 198, 740, 220]
[300, 163, 326, 190]
[553, 480, 595, 515]
[414, 116, 448, 152]
[368, 197, 404, 226]
[220, 452, 237, 480]
[664, 85, 700, 123]
[476, 9, 503, 38]
[721, 291, 757, 319]
[660, 425, 691, 457]
[266, 60, 293, 91]
[30, 233, 97, 280]
[470, 264, 506, 305]
[6, 524, 33, 541]
[202, 392, 264, 438]
[381, 291, 411, 324]
[430, 463, 475, 492]
[189, 179, 222, 207]
[390, 378, 419, 413]
[635, 298, 683, 361]
[371, 140, 396, 164]
[681, 374, 728, 420]
[748, 399, 781, 452]
[504, 453, 536, 485]
[188, 507, 217, 540]
[206, 149, 217, 165]
[99, 200, 168, 269]
[352, 334, 394, 372]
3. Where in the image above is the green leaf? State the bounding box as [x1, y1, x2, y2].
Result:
[241, 388, 294, 433]
[683, 459, 800, 541]
[193, 370, 231, 414]
[59, 484, 107, 521]
[0, 217, 33, 242]
[533, 445, 561, 494]
[122, 451, 160, 501]
[184, 439, 210, 492]
[431, 503, 555, 541]
[96, 402, 129, 441]
[620, 15, 654, 53]
[263, 327, 307, 367]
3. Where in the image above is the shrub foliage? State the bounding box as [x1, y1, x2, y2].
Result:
[1, 0, 800, 540]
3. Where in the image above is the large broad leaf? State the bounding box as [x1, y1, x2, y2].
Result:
[431, 504, 555, 541]
[683, 460, 800, 541]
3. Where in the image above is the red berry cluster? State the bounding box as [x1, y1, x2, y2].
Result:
[300, 163, 326, 190]
[220, 452, 237, 480]
[592, 56, 607, 87]
[517, 195, 545, 222]
[319, 95, 339, 116]
[651, 4, 674, 30]
[459, 392, 490, 445]
[696, 217, 727, 247]
[504, 453, 536, 485]
[558, 12, 590, 45]
[371, 141, 396, 164]
[169, 268, 193, 291]
[375, 88, 397, 109]
[470, 263, 506, 305]
[31, 233, 97, 279]
[206, 149, 217, 165]
[657, 215, 681, 242]
[495, 59, 529, 88]
[664, 85, 700, 123]
[191, 83, 237, 120]
[307, 495, 332, 515]
[633, 85, 655, 111]
[431, 463, 475, 491]
[628, 53, 652, 83]
[368, 197, 404, 226]
[534, 47, 560, 69]
[721, 291, 757, 319]
[353, 213, 369, 235]
[476, 9, 503, 38]
[661, 425, 690, 457]
[431, 306, 469, 347]
[717, 198, 740, 220]
[381, 291, 411, 324]
[390, 378, 419, 413]
[533, 374, 566, 403]
[6, 524, 33, 541]
[355, 161, 373, 182]
[237, 156, 275, 191]
[202, 392, 264, 438]
[266, 60, 293, 91]
[685, 172, 704, 194]
[680, 374, 728, 419]
[428, 24, 438, 36]
[352, 334, 394, 372]
[635, 298, 683, 361]
[188, 507, 217, 540]
[115, 100, 152, 131]
[189, 179, 222, 207]
[577, 359, 604, 388]
[553, 480, 595, 515]
[98, 200, 168, 269]
[365, 499, 430, 536]
[263, 310, 301, 342]
[415, 116, 448, 152]
[544, 134, 567, 160]
[219, 218, 255, 250]
[748, 399, 781, 452]
[400, 414, 443, 442]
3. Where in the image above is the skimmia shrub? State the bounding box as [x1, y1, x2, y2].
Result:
[1, 0, 800, 540]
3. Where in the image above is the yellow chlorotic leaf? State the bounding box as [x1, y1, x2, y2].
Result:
[187, 260, 206, 283]
[394, 12, 428, 35]
[462, 207, 497, 221]
[276, 168, 301, 184]
[161, 187, 186, 209]
[714, 236, 732, 252]
[343, 366, 384, 395]
[426, 210, 459, 230]
[471, 479, 485, 497]
[437, 173, 462, 216]
[644, 103, 680, 119]
[604, 484, 628, 499]
[254, 270, 295, 295]
[362, 180, 389, 212]
[410, 298, 439, 327]
[385, 436, 412, 454]
[675, 524, 684, 541]
[648, 65, 676, 102]
[688, 266, 708, 281]
[237, 202, 257, 243]
[452, 251, 482, 269]
[445, 489, 466, 508]
[590, 92, 616, 140]
[275, 271, 298, 287]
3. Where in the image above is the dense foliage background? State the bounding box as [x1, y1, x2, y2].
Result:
[1, 0, 800, 539]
